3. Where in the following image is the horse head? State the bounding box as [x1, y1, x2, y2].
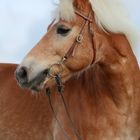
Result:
[15, 0, 139, 93]
[15, 0, 96, 92]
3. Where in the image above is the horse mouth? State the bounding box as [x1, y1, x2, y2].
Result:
[20, 77, 50, 92]
[16, 64, 66, 92]
[16, 69, 50, 92]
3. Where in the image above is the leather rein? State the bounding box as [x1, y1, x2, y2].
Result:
[45, 9, 95, 140]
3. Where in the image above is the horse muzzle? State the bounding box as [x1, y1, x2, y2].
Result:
[15, 62, 64, 92]
[15, 66, 49, 91]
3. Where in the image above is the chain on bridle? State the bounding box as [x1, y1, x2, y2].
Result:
[45, 9, 95, 140]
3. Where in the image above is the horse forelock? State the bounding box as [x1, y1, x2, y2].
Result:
[57, 0, 75, 21]
[57, 0, 91, 22]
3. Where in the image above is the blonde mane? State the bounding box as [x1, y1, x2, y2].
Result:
[58, 0, 139, 48]
[89, 0, 139, 48]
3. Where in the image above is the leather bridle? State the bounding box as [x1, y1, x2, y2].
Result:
[45, 9, 95, 140]
[63, 10, 94, 60]
[48, 9, 95, 78]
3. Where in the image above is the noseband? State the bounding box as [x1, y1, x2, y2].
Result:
[46, 10, 95, 140]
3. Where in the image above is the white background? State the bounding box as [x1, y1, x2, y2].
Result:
[0, 0, 140, 65]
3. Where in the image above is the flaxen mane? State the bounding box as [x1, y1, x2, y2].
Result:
[58, 0, 139, 48]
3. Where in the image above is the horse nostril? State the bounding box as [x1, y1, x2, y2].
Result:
[16, 66, 28, 84]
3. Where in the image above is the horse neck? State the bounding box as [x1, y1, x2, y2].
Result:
[63, 31, 140, 115]
[91, 29, 140, 112]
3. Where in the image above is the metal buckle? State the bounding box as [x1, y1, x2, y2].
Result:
[76, 34, 83, 43]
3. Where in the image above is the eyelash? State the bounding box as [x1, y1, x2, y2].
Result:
[57, 27, 71, 36]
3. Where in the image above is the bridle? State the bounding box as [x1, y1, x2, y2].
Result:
[48, 9, 95, 78]
[45, 9, 95, 140]
[63, 10, 94, 60]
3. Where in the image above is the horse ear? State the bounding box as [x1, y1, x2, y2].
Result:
[73, 0, 91, 12]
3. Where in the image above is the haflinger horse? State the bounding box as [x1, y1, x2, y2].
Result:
[0, 0, 140, 140]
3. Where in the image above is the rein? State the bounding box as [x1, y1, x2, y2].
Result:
[45, 9, 94, 140]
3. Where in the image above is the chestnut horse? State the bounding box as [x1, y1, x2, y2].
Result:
[0, 0, 140, 140]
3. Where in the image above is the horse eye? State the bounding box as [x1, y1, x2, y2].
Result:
[57, 26, 71, 36]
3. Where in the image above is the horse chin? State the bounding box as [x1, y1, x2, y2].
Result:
[16, 77, 46, 93]
[17, 82, 43, 93]
[29, 77, 54, 93]
[28, 81, 46, 93]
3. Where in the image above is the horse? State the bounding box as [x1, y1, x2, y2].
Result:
[0, 0, 140, 139]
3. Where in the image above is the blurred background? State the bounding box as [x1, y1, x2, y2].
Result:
[0, 0, 140, 65]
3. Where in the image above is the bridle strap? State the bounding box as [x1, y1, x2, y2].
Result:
[76, 10, 95, 65]
[75, 10, 92, 22]
[88, 16, 96, 65]
[63, 10, 94, 64]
